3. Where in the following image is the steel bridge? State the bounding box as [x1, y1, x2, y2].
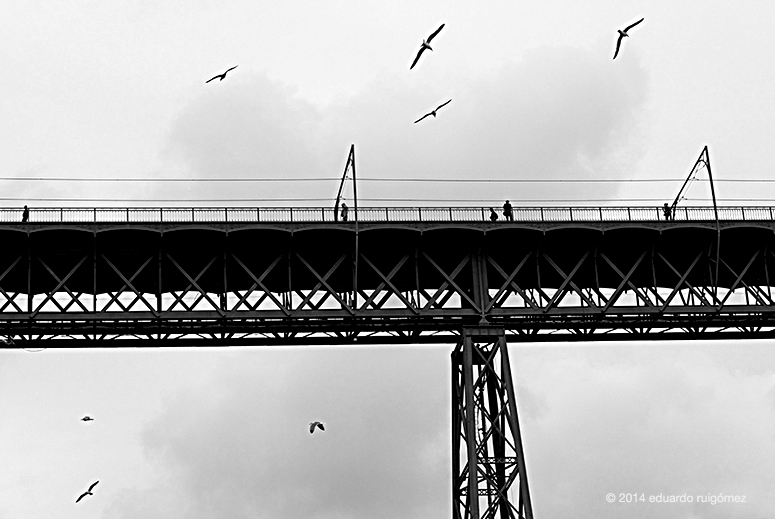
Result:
[2, 205, 774, 342]
[4, 204, 775, 519]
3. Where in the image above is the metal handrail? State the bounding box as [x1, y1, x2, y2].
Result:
[2, 206, 772, 224]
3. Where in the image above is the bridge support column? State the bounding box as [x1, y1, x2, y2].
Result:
[452, 327, 534, 519]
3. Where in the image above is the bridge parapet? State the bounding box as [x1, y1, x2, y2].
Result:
[2, 206, 774, 224]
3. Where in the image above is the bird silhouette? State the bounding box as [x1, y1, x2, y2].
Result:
[414, 99, 452, 124]
[81, 416, 94, 422]
[75, 481, 99, 503]
[410, 24, 445, 69]
[613, 18, 644, 59]
[309, 421, 325, 434]
[206, 65, 238, 83]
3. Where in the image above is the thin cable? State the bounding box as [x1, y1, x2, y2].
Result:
[1, 176, 774, 183]
[2, 197, 775, 204]
[0, 177, 341, 182]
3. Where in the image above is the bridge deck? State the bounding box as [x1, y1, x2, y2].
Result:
[1, 207, 774, 343]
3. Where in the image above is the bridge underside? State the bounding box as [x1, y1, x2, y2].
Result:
[2, 221, 775, 343]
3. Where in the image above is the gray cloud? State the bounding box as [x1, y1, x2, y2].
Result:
[162, 43, 649, 206]
[107, 347, 450, 519]
[514, 343, 775, 519]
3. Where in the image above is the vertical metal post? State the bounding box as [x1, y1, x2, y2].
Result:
[222, 233, 228, 315]
[93, 233, 97, 315]
[472, 245, 489, 325]
[703, 146, 721, 298]
[452, 350, 462, 519]
[286, 247, 293, 310]
[462, 336, 481, 518]
[414, 242, 421, 309]
[351, 145, 359, 310]
[157, 234, 163, 323]
[27, 232, 32, 320]
[501, 335, 535, 519]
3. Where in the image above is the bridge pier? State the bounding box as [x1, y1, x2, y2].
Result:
[452, 327, 534, 519]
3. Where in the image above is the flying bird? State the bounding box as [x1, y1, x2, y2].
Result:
[309, 421, 325, 434]
[81, 416, 94, 422]
[75, 481, 99, 503]
[206, 65, 238, 83]
[414, 99, 452, 124]
[613, 18, 644, 59]
[410, 24, 445, 69]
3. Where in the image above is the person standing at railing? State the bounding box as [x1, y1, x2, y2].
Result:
[489, 208, 498, 221]
[22, 205, 29, 223]
[663, 203, 672, 221]
[503, 200, 513, 221]
[341, 202, 349, 221]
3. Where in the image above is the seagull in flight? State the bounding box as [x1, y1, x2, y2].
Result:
[309, 421, 325, 434]
[81, 416, 94, 422]
[75, 481, 99, 503]
[206, 65, 238, 83]
[410, 24, 445, 69]
[414, 99, 452, 124]
[613, 18, 644, 59]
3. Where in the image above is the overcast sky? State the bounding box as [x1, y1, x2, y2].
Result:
[2, 1, 775, 518]
[1, 342, 774, 519]
[1, 0, 774, 206]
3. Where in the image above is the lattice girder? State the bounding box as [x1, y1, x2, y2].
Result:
[452, 327, 533, 519]
[2, 222, 775, 340]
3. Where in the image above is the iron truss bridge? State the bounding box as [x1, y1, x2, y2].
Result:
[1, 205, 775, 344]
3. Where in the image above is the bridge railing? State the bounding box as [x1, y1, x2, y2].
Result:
[2, 206, 774, 224]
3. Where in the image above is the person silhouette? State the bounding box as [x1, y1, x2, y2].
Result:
[22, 205, 29, 223]
[489, 208, 498, 221]
[502, 200, 513, 221]
[341, 203, 349, 222]
[663, 203, 672, 221]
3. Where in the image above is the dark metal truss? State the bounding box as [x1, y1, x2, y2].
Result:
[2, 223, 775, 344]
[453, 328, 533, 519]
